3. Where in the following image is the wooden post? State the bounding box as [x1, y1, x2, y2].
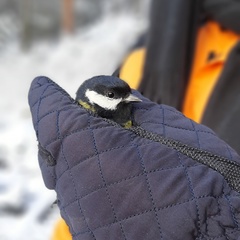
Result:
[62, 0, 74, 33]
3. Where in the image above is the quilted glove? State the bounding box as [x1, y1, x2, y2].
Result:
[28, 76, 240, 240]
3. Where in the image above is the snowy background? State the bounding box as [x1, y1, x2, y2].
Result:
[0, 1, 149, 239]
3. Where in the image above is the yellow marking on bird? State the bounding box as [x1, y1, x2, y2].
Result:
[123, 120, 132, 129]
[78, 100, 96, 112]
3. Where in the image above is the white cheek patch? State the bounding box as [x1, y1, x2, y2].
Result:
[85, 90, 122, 110]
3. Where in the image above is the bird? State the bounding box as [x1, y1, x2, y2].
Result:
[75, 75, 142, 128]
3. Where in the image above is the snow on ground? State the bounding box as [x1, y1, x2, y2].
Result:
[0, 14, 147, 240]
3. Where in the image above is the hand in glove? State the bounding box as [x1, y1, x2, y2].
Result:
[28, 76, 240, 240]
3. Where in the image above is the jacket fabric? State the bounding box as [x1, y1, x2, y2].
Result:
[203, 0, 240, 34]
[51, 218, 72, 240]
[139, 0, 201, 109]
[138, 0, 240, 110]
[183, 22, 240, 123]
[120, 20, 240, 156]
[201, 41, 240, 156]
[29, 76, 240, 240]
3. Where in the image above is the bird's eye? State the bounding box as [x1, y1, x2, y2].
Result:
[107, 92, 114, 98]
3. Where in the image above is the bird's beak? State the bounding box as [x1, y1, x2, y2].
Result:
[124, 94, 142, 103]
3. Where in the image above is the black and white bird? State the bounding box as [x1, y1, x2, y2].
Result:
[75, 75, 142, 128]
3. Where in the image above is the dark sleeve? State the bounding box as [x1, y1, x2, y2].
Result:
[202, 41, 240, 155]
[139, 0, 201, 109]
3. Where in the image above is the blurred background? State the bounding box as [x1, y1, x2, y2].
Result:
[0, 0, 149, 239]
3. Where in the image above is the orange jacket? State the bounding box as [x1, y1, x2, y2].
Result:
[183, 21, 240, 123]
[121, 21, 239, 123]
[51, 20, 239, 240]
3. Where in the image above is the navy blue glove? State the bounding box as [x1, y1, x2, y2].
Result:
[28, 76, 240, 240]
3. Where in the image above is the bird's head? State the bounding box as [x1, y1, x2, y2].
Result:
[75, 76, 142, 126]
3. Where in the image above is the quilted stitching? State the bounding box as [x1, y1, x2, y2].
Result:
[28, 76, 240, 239]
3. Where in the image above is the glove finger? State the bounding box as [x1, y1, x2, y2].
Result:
[28, 76, 93, 188]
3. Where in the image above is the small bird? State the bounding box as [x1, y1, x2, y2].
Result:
[75, 75, 142, 128]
